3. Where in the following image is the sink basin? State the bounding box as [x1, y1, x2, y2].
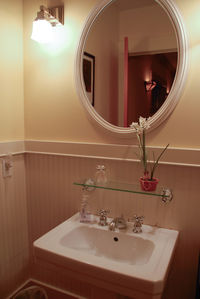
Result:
[60, 225, 154, 265]
[34, 213, 179, 299]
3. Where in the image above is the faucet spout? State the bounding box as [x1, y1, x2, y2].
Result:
[109, 215, 127, 230]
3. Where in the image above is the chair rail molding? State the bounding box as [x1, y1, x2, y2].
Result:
[25, 140, 200, 168]
[0, 140, 25, 157]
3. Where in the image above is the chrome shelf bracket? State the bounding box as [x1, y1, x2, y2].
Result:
[161, 188, 173, 203]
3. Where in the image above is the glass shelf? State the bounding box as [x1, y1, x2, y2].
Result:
[73, 180, 173, 202]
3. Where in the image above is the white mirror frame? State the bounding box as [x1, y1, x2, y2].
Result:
[75, 0, 188, 137]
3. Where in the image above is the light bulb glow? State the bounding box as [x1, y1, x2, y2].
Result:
[31, 20, 54, 44]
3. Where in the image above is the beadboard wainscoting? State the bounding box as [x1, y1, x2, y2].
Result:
[1, 140, 200, 298]
[0, 153, 29, 299]
[25, 142, 200, 299]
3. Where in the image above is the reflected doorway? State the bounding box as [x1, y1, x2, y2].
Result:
[127, 51, 177, 125]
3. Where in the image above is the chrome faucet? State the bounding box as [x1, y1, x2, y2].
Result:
[132, 215, 144, 233]
[109, 215, 127, 231]
[98, 209, 109, 226]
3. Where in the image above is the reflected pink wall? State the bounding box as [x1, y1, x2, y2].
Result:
[128, 52, 177, 124]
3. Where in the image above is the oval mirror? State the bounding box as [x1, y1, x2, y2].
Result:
[75, 0, 188, 137]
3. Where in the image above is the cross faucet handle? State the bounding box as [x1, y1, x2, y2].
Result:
[97, 209, 110, 226]
[133, 215, 144, 224]
[132, 215, 144, 233]
[97, 209, 110, 216]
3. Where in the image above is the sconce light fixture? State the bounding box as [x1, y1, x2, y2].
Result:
[31, 5, 64, 44]
[144, 80, 157, 92]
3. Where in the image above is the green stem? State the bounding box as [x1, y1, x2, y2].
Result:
[150, 143, 169, 180]
[142, 130, 147, 173]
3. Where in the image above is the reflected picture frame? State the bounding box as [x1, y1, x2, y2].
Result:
[83, 52, 95, 106]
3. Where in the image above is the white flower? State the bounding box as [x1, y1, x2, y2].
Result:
[130, 122, 142, 133]
[139, 116, 151, 129]
[130, 122, 138, 128]
[130, 116, 151, 133]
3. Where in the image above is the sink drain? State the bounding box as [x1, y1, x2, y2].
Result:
[113, 237, 119, 242]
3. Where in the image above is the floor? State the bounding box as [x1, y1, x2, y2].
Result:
[10, 280, 79, 299]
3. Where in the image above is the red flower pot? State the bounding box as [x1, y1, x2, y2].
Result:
[140, 177, 159, 191]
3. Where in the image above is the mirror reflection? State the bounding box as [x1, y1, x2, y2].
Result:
[83, 0, 177, 127]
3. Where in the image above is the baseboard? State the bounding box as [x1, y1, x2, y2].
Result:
[7, 278, 86, 299]
[6, 279, 30, 299]
[30, 278, 86, 299]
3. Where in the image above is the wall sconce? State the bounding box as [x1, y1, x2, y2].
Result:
[144, 80, 157, 92]
[31, 5, 64, 44]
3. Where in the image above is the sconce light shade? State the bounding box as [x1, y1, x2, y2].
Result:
[144, 80, 157, 92]
[31, 19, 53, 44]
[31, 5, 64, 44]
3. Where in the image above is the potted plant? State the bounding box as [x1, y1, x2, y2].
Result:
[130, 117, 169, 191]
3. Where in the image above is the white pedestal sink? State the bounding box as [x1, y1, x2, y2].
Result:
[34, 213, 179, 299]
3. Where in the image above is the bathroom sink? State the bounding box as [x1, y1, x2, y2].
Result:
[34, 213, 179, 299]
